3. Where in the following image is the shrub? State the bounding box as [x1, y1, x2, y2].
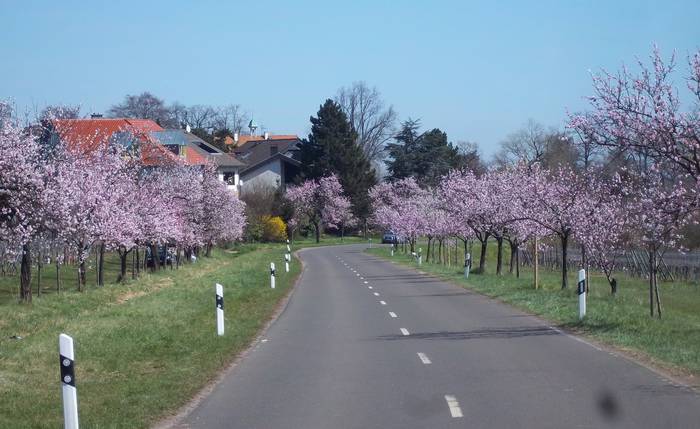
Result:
[262, 216, 287, 242]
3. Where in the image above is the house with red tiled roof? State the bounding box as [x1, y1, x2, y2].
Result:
[50, 118, 182, 166]
[49, 117, 248, 193]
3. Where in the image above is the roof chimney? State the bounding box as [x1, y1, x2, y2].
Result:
[91, 113, 103, 118]
[264, 131, 270, 140]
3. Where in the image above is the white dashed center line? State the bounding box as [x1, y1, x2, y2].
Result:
[380, 300, 387, 305]
[363, 281, 368, 284]
[417, 352, 431, 364]
[368, 286, 373, 289]
[389, 312, 397, 318]
[444, 395, 463, 418]
[400, 328, 410, 336]
[373, 292, 380, 296]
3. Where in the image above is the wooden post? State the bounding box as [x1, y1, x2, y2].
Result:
[534, 237, 539, 290]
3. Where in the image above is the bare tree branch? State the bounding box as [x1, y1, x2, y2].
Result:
[336, 81, 397, 162]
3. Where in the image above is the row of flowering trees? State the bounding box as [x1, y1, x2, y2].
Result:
[0, 109, 246, 302]
[370, 164, 691, 318]
[371, 46, 700, 319]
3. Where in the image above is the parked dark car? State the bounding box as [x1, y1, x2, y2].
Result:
[146, 246, 174, 267]
[382, 231, 398, 244]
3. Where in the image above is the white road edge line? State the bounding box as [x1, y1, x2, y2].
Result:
[549, 326, 603, 351]
[389, 312, 397, 318]
[400, 328, 410, 336]
[444, 395, 463, 418]
[417, 352, 431, 364]
[380, 300, 387, 305]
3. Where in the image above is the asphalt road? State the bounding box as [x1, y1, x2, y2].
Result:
[180, 244, 700, 428]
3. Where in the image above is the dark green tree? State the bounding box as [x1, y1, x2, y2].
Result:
[298, 99, 377, 232]
[386, 119, 473, 186]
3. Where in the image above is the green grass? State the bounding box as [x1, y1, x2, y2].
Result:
[367, 244, 700, 378]
[0, 237, 357, 429]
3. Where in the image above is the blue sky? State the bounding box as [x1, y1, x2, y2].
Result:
[1, 0, 698, 157]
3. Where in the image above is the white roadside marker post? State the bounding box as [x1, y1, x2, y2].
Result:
[285, 253, 290, 273]
[391, 244, 394, 257]
[418, 248, 422, 266]
[286, 239, 291, 253]
[59, 333, 79, 429]
[270, 262, 276, 289]
[216, 283, 224, 336]
[464, 253, 471, 278]
[369, 238, 372, 248]
[577, 269, 586, 320]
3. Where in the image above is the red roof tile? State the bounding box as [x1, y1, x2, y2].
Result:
[226, 134, 300, 147]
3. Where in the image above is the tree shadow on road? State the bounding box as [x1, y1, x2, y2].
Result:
[375, 326, 559, 341]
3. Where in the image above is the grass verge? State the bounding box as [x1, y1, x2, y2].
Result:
[367, 246, 700, 382]
[0, 238, 354, 429]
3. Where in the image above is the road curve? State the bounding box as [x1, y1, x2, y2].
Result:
[179, 244, 700, 428]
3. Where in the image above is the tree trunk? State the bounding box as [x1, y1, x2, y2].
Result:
[496, 236, 504, 275]
[478, 238, 488, 274]
[509, 242, 516, 274]
[463, 239, 468, 266]
[118, 249, 128, 283]
[36, 249, 42, 297]
[20, 244, 32, 302]
[560, 233, 569, 289]
[76, 242, 86, 291]
[649, 249, 656, 317]
[56, 260, 61, 293]
[150, 244, 160, 271]
[78, 259, 86, 292]
[205, 242, 212, 257]
[98, 242, 105, 287]
[533, 237, 539, 289]
[515, 245, 520, 278]
[654, 276, 662, 319]
[427, 237, 432, 263]
[313, 221, 320, 243]
[136, 247, 140, 274]
[606, 274, 617, 296]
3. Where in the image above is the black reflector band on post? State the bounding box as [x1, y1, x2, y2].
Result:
[216, 294, 224, 310]
[60, 354, 75, 387]
[271, 268, 276, 276]
[577, 280, 585, 295]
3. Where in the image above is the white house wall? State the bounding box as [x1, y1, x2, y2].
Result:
[240, 159, 282, 191]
